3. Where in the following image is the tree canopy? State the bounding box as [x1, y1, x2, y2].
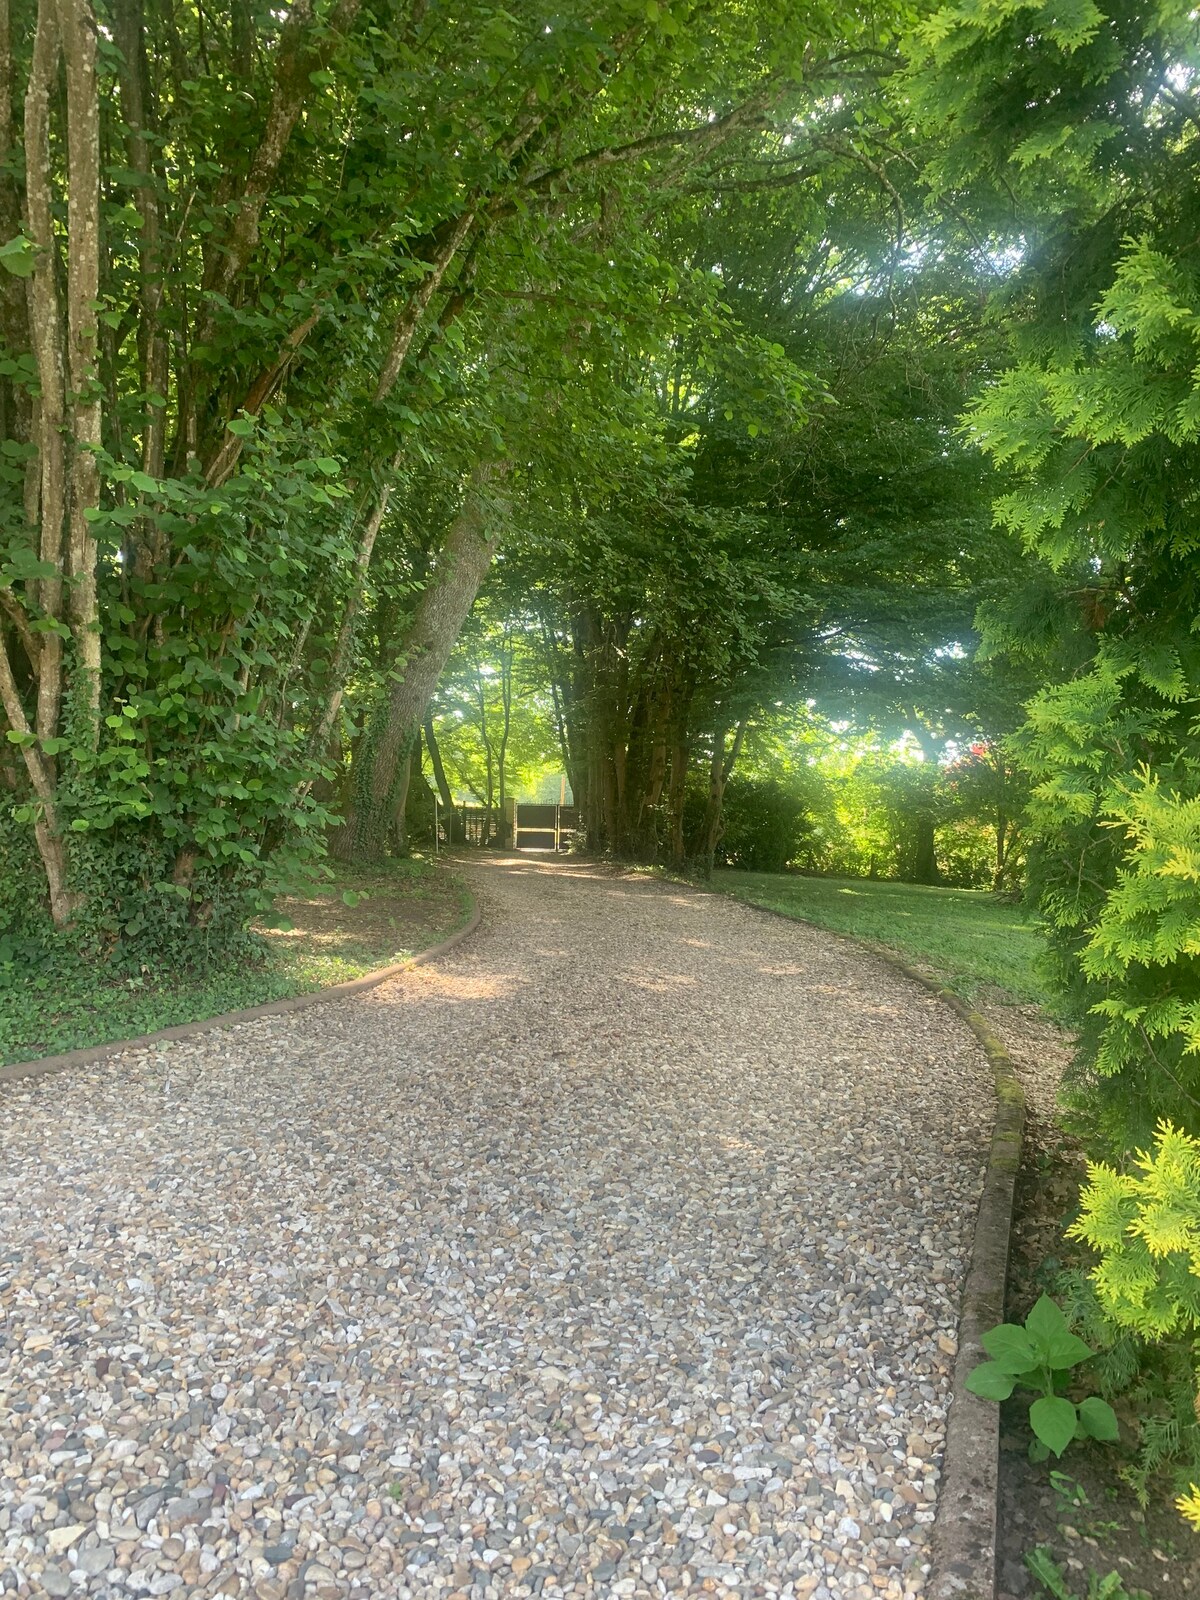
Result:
[7, 0, 1200, 1532]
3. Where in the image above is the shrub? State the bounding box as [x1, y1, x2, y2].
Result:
[713, 778, 814, 873]
[1071, 1121, 1200, 1523]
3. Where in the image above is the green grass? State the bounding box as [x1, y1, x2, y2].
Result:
[715, 869, 1055, 1009]
[0, 857, 473, 1067]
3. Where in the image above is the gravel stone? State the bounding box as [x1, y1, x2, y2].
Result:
[75, 1543, 115, 1577]
[164, 1497, 203, 1531]
[0, 856, 992, 1598]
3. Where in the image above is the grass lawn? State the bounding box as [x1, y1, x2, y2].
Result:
[714, 869, 1055, 1010]
[0, 856, 472, 1067]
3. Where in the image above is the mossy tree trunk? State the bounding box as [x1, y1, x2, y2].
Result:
[341, 462, 510, 864]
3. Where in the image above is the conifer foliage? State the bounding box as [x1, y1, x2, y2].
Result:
[911, 0, 1200, 1518]
[913, 0, 1200, 1155]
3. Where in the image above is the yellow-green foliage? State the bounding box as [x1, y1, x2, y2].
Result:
[1072, 1122, 1200, 1339]
[1072, 1122, 1200, 1528]
[1084, 771, 1200, 1080]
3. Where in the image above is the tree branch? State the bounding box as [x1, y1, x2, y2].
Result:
[200, 0, 361, 321]
[0, 587, 39, 676]
[521, 88, 779, 199]
[0, 629, 52, 804]
[204, 304, 323, 488]
[372, 206, 480, 405]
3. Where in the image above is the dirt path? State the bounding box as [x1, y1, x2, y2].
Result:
[0, 856, 993, 1600]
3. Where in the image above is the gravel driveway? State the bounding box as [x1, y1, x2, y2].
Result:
[0, 856, 993, 1600]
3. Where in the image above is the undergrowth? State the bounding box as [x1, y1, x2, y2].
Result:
[0, 856, 468, 1066]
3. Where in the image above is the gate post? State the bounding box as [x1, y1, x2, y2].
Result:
[503, 795, 517, 849]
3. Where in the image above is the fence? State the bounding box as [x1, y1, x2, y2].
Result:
[512, 803, 578, 853]
[433, 802, 578, 852]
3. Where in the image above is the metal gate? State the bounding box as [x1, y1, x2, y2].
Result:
[513, 803, 577, 852]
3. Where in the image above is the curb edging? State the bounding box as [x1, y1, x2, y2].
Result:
[710, 890, 1024, 1600]
[0, 894, 482, 1087]
[893, 960, 1025, 1600]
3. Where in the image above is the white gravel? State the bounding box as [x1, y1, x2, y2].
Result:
[0, 855, 994, 1600]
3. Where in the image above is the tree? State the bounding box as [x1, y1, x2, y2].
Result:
[0, 0, 918, 950]
[910, 0, 1200, 1153]
[909, 0, 1200, 1525]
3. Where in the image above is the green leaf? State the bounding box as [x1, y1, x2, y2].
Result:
[1043, 1327, 1094, 1369]
[2, 548, 59, 582]
[1025, 1295, 1092, 1369]
[1025, 1293, 1070, 1342]
[1024, 1547, 1072, 1600]
[965, 1360, 1016, 1401]
[981, 1322, 1040, 1375]
[29, 616, 71, 639]
[341, 889, 361, 907]
[1076, 1396, 1119, 1442]
[1029, 1396, 1078, 1458]
[0, 234, 36, 278]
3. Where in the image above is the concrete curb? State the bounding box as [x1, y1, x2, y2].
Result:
[709, 889, 1024, 1600]
[0, 893, 482, 1087]
[892, 962, 1024, 1600]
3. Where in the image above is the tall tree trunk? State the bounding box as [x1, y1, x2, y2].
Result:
[16, 0, 78, 923]
[392, 745, 411, 852]
[60, 0, 103, 735]
[0, 0, 31, 458]
[572, 606, 633, 854]
[699, 714, 748, 878]
[423, 714, 459, 841]
[231, 0, 255, 75]
[344, 461, 509, 863]
[25, 0, 67, 753]
[497, 625, 513, 846]
[912, 813, 938, 885]
[991, 756, 1017, 892]
[667, 732, 689, 871]
[992, 810, 1009, 892]
[0, 0, 36, 686]
[306, 460, 399, 763]
[113, 0, 168, 579]
[663, 672, 696, 871]
[541, 618, 581, 806]
[630, 666, 670, 855]
[571, 609, 603, 847]
[904, 713, 940, 886]
[474, 652, 495, 845]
